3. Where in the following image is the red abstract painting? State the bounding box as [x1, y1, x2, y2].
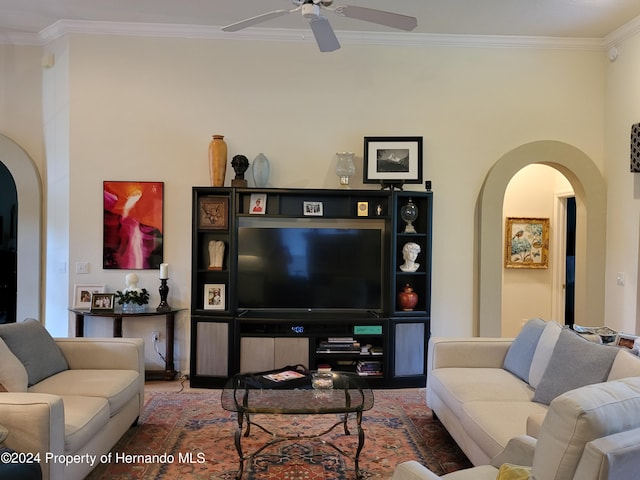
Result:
[103, 181, 164, 269]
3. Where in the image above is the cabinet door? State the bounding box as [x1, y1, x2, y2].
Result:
[240, 337, 275, 373]
[274, 337, 309, 369]
[393, 322, 425, 376]
[196, 322, 229, 376]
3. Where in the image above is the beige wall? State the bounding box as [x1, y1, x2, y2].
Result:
[604, 33, 640, 336]
[502, 164, 573, 337]
[2, 33, 615, 373]
[0, 44, 44, 169]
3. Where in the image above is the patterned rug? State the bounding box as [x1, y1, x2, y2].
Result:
[87, 388, 471, 479]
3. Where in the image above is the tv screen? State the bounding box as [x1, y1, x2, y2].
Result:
[237, 219, 383, 312]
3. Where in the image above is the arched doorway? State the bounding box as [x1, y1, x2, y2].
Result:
[477, 140, 606, 337]
[0, 133, 42, 322]
[0, 160, 17, 323]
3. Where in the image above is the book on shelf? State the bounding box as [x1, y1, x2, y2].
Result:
[317, 340, 361, 352]
[356, 359, 383, 376]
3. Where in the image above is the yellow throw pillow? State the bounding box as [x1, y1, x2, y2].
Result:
[496, 463, 532, 480]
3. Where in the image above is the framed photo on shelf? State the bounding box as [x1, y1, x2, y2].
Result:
[615, 333, 639, 349]
[303, 201, 323, 216]
[504, 217, 550, 269]
[73, 284, 105, 309]
[199, 196, 229, 229]
[357, 201, 369, 216]
[204, 283, 225, 310]
[363, 136, 423, 186]
[249, 193, 266, 214]
[90, 293, 115, 312]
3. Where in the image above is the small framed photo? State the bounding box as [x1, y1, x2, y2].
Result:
[204, 284, 225, 310]
[90, 293, 115, 312]
[504, 217, 550, 269]
[73, 284, 105, 309]
[249, 193, 266, 214]
[615, 333, 638, 349]
[357, 201, 369, 216]
[199, 196, 229, 229]
[303, 201, 323, 216]
[363, 136, 423, 186]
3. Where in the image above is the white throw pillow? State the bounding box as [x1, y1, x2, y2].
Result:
[528, 320, 562, 388]
[608, 349, 640, 380]
[0, 337, 28, 392]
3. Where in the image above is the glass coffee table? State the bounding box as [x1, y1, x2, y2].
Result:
[221, 370, 374, 479]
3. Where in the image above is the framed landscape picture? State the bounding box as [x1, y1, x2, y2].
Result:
[363, 136, 423, 186]
[504, 217, 550, 269]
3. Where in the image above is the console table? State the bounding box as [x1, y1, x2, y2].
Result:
[69, 307, 185, 380]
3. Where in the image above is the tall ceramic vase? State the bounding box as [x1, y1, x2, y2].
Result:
[208, 134, 227, 187]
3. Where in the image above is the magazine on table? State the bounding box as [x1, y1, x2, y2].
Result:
[263, 370, 307, 382]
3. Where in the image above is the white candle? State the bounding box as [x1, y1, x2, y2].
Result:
[160, 263, 169, 279]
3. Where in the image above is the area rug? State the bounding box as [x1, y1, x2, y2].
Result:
[87, 388, 471, 479]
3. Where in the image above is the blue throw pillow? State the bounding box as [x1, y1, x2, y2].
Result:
[532, 328, 619, 405]
[0, 319, 68, 386]
[503, 318, 546, 383]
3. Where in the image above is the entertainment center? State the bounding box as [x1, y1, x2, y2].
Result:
[189, 187, 432, 388]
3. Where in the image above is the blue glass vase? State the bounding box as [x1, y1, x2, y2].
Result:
[252, 153, 270, 187]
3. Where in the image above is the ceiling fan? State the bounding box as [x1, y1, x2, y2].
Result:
[221, 0, 417, 52]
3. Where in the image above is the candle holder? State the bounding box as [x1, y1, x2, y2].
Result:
[157, 278, 171, 312]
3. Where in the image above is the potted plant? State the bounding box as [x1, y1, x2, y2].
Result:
[116, 273, 150, 313]
[115, 288, 150, 312]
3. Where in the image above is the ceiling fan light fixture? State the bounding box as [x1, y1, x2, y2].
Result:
[302, 3, 320, 19]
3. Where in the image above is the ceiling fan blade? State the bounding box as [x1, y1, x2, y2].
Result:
[334, 5, 417, 31]
[309, 16, 340, 52]
[222, 9, 292, 32]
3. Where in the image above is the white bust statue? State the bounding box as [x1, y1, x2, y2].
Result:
[400, 242, 421, 272]
[208, 240, 225, 270]
[124, 273, 142, 293]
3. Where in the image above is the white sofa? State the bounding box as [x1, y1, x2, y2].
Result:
[0, 319, 144, 480]
[394, 376, 640, 480]
[425, 319, 640, 466]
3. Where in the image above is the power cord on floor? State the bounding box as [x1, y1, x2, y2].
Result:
[176, 373, 189, 393]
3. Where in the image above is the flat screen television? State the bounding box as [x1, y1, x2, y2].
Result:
[237, 218, 384, 313]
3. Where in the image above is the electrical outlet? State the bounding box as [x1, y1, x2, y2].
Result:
[151, 331, 160, 343]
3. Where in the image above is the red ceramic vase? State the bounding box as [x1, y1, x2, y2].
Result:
[398, 284, 418, 311]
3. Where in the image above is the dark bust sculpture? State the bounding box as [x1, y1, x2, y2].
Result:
[231, 155, 249, 187]
[231, 155, 249, 179]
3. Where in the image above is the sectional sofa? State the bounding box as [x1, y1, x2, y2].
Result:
[426, 318, 640, 466]
[0, 319, 145, 480]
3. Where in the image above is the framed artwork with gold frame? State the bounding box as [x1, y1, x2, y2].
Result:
[504, 217, 549, 269]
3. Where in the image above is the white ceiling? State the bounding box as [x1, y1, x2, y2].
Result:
[2, 0, 640, 45]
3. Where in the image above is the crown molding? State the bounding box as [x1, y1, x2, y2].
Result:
[1, 17, 637, 50]
[603, 15, 640, 48]
[0, 31, 45, 46]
